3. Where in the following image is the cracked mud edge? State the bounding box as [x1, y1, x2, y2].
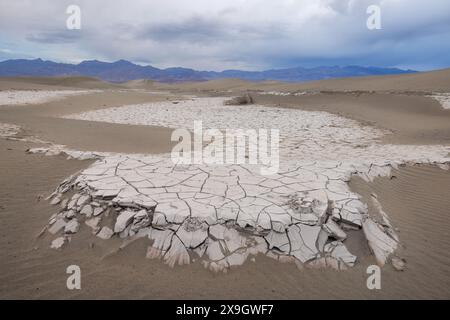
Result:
[0, 90, 103, 106]
[2, 120, 449, 273]
[31, 146, 450, 273]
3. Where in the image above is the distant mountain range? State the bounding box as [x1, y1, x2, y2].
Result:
[0, 58, 416, 83]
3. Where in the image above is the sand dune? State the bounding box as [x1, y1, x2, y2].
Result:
[1, 132, 449, 299]
[257, 68, 450, 93]
[253, 92, 450, 145]
[0, 73, 450, 299]
[122, 79, 156, 90]
[3, 68, 450, 93]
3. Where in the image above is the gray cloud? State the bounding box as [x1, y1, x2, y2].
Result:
[138, 16, 228, 43]
[0, 0, 449, 70]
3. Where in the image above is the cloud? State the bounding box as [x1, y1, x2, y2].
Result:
[0, 0, 449, 70]
[138, 17, 227, 43]
[26, 30, 83, 44]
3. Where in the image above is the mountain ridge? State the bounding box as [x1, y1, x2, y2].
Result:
[0, 58, 417, 83]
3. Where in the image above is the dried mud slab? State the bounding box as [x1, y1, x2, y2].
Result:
[3, 96, 450, 272]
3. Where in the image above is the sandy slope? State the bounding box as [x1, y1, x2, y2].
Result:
[1, 137, 449, 299]
[157, 70, 450, 145]
[252, 92, 450, 145]
[0, 76, 119, 91]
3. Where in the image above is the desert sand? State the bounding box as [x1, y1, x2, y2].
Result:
[1, 72, 450, 299]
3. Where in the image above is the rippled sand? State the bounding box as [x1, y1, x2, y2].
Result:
[1, 137, 449, 299]
[1, 75, 450, 299]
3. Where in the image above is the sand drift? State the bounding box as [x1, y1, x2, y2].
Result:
[3, 95, 450, 273]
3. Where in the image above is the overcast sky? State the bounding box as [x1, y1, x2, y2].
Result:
[1, 0, 449, 71]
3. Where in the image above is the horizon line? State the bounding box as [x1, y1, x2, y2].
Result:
[0, 57, 422, 73]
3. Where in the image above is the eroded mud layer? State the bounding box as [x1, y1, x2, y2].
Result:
[429, 93, 450, 110]
[5, 97, 450, 272]
[0, 90, 102, 106]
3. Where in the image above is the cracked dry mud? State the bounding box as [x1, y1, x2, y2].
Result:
[3, 95, 450, 273]
[429, 93, 450, 110]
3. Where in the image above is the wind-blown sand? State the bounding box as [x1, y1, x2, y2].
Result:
[1, 74, 450, 299]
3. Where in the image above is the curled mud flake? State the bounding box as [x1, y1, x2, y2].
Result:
[96, 226, 114, 240]
[93, 207, 104, 216]
[391, 256, 407, 271]
[130, 209, 152, 232]
[265, 230, 290, 253]
[60, 199, 69, 209]
[323, 219, 347, 241]
[85, 217, 101, 231]
[362, 218, 398, 266]
[80, 204, 93, 217]
[64, 210, 76, 219]
[50, 237, 67, 250]
[48, 218, 67, 235]
[323, 241, 357, 267]
[50, 196, 61, 206]
[64, 219, 80, 234]
[287, 224, 323, 263]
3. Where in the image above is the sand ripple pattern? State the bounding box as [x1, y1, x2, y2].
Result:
[34, 97, 450, 272]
